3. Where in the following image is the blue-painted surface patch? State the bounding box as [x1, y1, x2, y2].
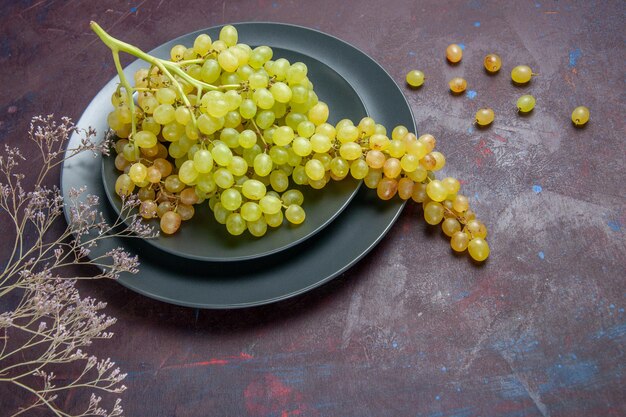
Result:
[569, 48, 582, 67]
[473, 21, 481, 27]
[466, 90, 477, 99]
[441, 366, 447, 372]
[468, 126, 474, 134]
[408, 51, 416, 56]
[272, 1, 279, 8]
[607, 220, 621, 231]
[540, 360, 598, 393]
[532, 185, 543, 193]
[592, 323, 626, 341]
[538, 251, 545, 260]
[130, 6, 137, 12]
[458, 43, 466, 50]
[392, 341, 399, 348]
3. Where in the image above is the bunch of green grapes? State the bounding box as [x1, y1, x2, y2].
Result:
[94, 22, 490, 261]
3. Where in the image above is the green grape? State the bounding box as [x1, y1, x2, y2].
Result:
[138, 94, 159, 114]
[475, 108, 495, 126]
[377, 177, 398, 200]
[269, 146, 289, 165]
[399, 154, 419, 172]
[269, 170, 289, 192]
[305, 159, 325, 181]
[464, 219, 488, 239]
[297, 121, 316, 138]
[134, 130, 157, 148]
[175, 106, 192, 125]
[468, 238, 490, 261]
[219, 127, 240, 148]
[273, 126, 295, 146]
[213, 202, 231, 224]
[369, 134, 390, 151]
[517, 95, 536, 112]
[293, 137, 313, 157]
[153, 104, 176, 125]
[195, 174, 216, 194]
[237, 64, 254, 80]
[228, 156, 248, 176]
[337, 125, 359, 143]
[406, 165, 427, 182]
[178, 160, 199, 184]
[115, 173, 134, 196]
[242, 179, 266, 200]
[249, 72, 269, 89]
[313, 153, 332, 170]
[241, 202, 263, 222]
[213, 167, 234, 189]
[484, 54, 501, 73]
[388, 139, 406, 158]
[255, 110, 275, 129]
[330, 157, 350, 179]
[193, 33, 212, 55]
[253, 153, 273, 177]
[453, 194, 469, 212]
[350, 159, 369, 179]
[286, 62, 307, 84]
[161, 122, 185, 142]
[265, 210, 284, 228]
[211, 142, 233, 166]
[238, 129, 258, 148]
[310, 133, 332, 153]
[141, 117, 161, 135]
[571, 106, 590, 126]
[316, 123, 336, 140]
[339, 142, 362, 160]
[253, 88, 275, 109]
[201, 59, 221, 83]
[451, 231, 470, 252]
[285, 204, 306, 224]
[282, 189, 304, 206]
[511, 65, 533, 84]
[243, 144, 262, 166]
[224, 90, 243, 110]
[270, 82, 292, 103]
[442, 177, 460, 194]
[423, 201, 444, 225]
[290, 85, 309, 104]
[308, 102, 329, 125]
[217, 49, 238, 72]
[406, 70, 425, 87]
[128, 163, 147, 183]
[156, 87, 176, 104]
[273, 58, 290, 80]
[259, 195, 282, 214]
[442, 218, 461, 237]
[247, 217, 268, 237]
[358, 117, 376, 136]
[224, 111, 241, 128]
[220, 188, 242, 211]
[449, 77, 467, 93]
[226, 213, 247, 236]
[426, 179, 448, 202]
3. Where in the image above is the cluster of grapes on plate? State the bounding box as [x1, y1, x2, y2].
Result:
[406, 44, 590, 126]
[93, 22, 490, 262]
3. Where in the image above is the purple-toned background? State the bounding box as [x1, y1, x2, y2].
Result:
[1, 1, 625, 416]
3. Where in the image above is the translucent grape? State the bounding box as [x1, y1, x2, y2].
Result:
[330, 157, 350, 179]
[297, 121, 316, 138]
[475, 108, 495, 126]
[248, 218, 268, 237]
[453, 194, 469, 212]
[128, 163, 147, 183]
[468, 238, 490, 261]
[228, 156, 248, 176]
[219, 25, 238, 46]
[483, 54, 501, 73]
[180, 187, 199, 205]
[442, 177, 460, 194]
[305, 159, 325, 181]
[265, 210, 284, 228]
[388, 139, 406, 158]
[293, 137, 313, 157]
[273, 126, 295, 146]
[153, 104, 176, 125]
[464, 219, 488, 239]
[253, 88, 275, 109]
[511, 65, 533, 84]
[242, 179, 266, 200]
[259, 195, 282, 214]
[285, 204, 306, 224]
[153, 158, 173, 177]
[310, 133, 332, 153]
[140, 200, 158, 219]
[211, 142, 233, 166]
[424, 201, 445, 225]
[137, 186, 154, 201]
[282, 189, 304, 206]
[226, 213, 247, 236]
[517, 95, 536, 113]
[253, 153, 273, 177]
[366, 150, 386, 169]
[406, 70, 425, 87]
[350, 159, 369, 179]
[397, 178, 414, 200]
[426, 179, 448, 202]
[431, 151, 446, 171]
[571, 106, 590, 126]
[270, 82, 292, 103]
[383, 158, 401, 178]
[160, 211, 182, 234]
[255, 110, 275, 129]
[114, 154, 130, 172]
[411, 182, 427, 203]
[449, 77, 467, 93]
[238, 129, 258, 148]
[446, 44, 463, 63]
[193, 33, 212, 55]
[115, 174, 134, 196]
[400, 154, 420, 172]
[156, 87, 176, 104]
[213, 168, 234, 189]
[178, 160, 199, 184]
[200, 59, 221, 83]
[308, 102, 329, 125]
[269, 169, 289, 192]
[221, 188, 242, 211]
[377, 177, 398, 200]
[177, 203, 195, 221]
[451, 231, 470, 252]
[241, 202, 263, 222]
[442, 218, 461, 237]
[418, 134, 436, 152]
[339, 142, 362, 160]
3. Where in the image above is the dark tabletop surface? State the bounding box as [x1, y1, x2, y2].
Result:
[1, 1, 625, 416]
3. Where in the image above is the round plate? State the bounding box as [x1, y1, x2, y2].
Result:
[61, 22, 412, 308]
[101, 47, 364, 262]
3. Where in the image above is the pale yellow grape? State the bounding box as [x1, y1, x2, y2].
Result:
[265, 211, 284, 228]
[242, 179, 266, 200]
[442, 218, 461, 237]
[160, 211, 182, 234]
[475, 108, 495, 126]
[426, 179, 447, 202]
[138, 94, 158, 114]
[377, 177, 398, 200]
[397, 178, 414, 200]
[270, 82, 292, 103]
[418, 134, 436, 152]
[196, 173, 217, 194]
[272, 102, 287, 119]
[168, 142, 188, 159]
[156, 87, 176, 104]
[468, 238, 490, 261]
[391, 125, 408, 141]
[153, 104, 176, 125]
[291, 85, 309, 103]
[285, 204, 306, 224]
[142, 117, 161, 135]
[411, 182, 427, 203]
[431, 152, 446, 171]
[200, 59, 221, 83]
[287, 148, 303, 167]
[406, 165, 427, 182]
[297, 121, 316, 138]
[259, 195, 282, 214]
[516, 95, 536, 113]
[308, 102, 329, 125]
[388, 140, 407, 158]
[310, 133, 332, 153]
[453, 194, 469, 212]
[248, 218, 268, 237]
[230, 45, 249, 67]
[451, 231, 470, 252]
[406, 141, 427, 160]
[337, 125, 359, 143]
[213, 168, 234, 189]
[442, 177, 460, 194]
[241, 202, 263, 222]
[285, 112, 307, 130]
[269, 147, 289, 165]
[226, 213, 247, 236]
[238, 129, 258, 148]
[221, 188, 242, 211]
[305, 159, 325, 181]
[313, 153, 332, 170]
[330, 157, 350, 178]
[243, 144, 262, 166]
[424, 201, 445, 225]
[253, 88, 275, 109]
[571, 106, 590, 126]
[253, 153, 274, 177]
[115, 173, 135, 196]
[364, 168, 382, 189]
[406, 70, 425, 87]
[366, 150, 386, 169]
[400, 154, 420, 172]
[211, 142, 233, 166]
[175, 106, 192, 125]
[464, 219, 488, 239]
[128, 163, 147, 183]
[219, 25, 238, 46]
[369, 134, 390, 151]
[350, 159, 369, 179]
[197, 114, 221, 135]
[316, 123, 336, 140]
[193, 33, 212, 55]
[224, 90, 242, 110]
[213, 203, 231, 224]
[220, 128, 240, 148]
[134, 130, 157, 148]
[282, 189, 304, 206]
[293, 137, 313, 156]
[339, 142, 362, 160]
[511, 65, 533, 83]
[255, 110, 275, 129]
[272, 58, 290, 80]
[286, 62, 307, 84]
[228, 156, 248, 176]
[161, 123, 185, 142]
[179, 160, 199, 184]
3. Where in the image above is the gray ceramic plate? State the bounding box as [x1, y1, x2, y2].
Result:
[61, 22, 413, 308]
[101, 47, 364, 262]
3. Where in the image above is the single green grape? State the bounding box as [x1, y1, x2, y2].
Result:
[571, 106, 590, 126]
[406, 70, 425, 87]
[517, 95, 536, 113]
[511, 65, 533, 84]
[468, 238, 490, 261]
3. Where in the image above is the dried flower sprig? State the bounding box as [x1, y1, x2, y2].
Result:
[0, 116, 156, 417]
